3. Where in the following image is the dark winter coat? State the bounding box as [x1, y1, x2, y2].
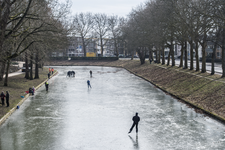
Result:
[1, 93, 5, 100]
[132, 115, 140, 124]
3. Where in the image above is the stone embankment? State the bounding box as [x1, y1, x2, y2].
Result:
[46, 60, 225, 123]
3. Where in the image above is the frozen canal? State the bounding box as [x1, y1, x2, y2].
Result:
[1, 66, 225, 150]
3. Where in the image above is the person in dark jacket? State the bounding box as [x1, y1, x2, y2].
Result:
[6, 91, 9, 107]
[29, 87, 33, 95]
[87, 80, 91, 88]
[128, 112, 140, 133]
[1, 91, 5, 106]
[90, 70, 92, 77]
[71, 71, 75, 77]
[45, 81, 49, 91]
[67, 71, 71, 77]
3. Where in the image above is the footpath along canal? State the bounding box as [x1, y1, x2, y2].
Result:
[0, 66, 225, 150]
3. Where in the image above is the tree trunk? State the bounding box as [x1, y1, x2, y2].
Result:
[29, 54, 33, 80]
[100, 37, 104, 57]
[0, 61, 6, 81]
[184, 41, 188, 69]
[3, 59, 10, 86]
[25, 52, 29, 79]
[189, 40, 194, 70]
[149, 48, 151, 62]
[221, 29, 225, 77]
[195, 40, 200, 71]
[155, 50, 158, 63]
[158, 48, 161, 64]
[167, 49, 171, 66]
[171, 40, 175, 66]
[162, 44, 165, 65]
[211, 28, 221, 75]
[179, 42, 184, 68]
[82, 37, 86, 57]
[34, 52, 39, 79]
[201, 43, 207, 73]
[211, 44, 215, 75]
[138, 47, 146, 65]
[114, 39, 118, 57]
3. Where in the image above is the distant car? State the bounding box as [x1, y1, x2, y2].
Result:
[21, 67, 31, 72]
[118, 54, 125, 58]
[133, 55, 139, 58]
[109, 54, 116, 57]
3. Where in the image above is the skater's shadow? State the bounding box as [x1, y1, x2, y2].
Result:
[128, 135, 139, 149]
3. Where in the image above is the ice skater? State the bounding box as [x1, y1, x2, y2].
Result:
[45, 81, 49, 91]
[90, 70, 92, 77]
[71, 71, 75, 77]
[67, 71, 71, 77]
[87, 80, 91, 88]
[128, 112, 140, 134]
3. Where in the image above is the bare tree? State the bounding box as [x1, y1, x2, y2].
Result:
[93, 13, 109, 57]
[71, 12, 94, 57]
[1, 0, 70, 85]
[108, 15, 125, 57]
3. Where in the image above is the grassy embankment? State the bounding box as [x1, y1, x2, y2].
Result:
[46, 60, 225, 122]
[0, 68, 53, 119]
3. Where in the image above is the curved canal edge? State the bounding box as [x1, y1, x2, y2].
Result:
[0, 71, 58, 126]
[2, 61, 225, 127]
[124, 67, 225, 124]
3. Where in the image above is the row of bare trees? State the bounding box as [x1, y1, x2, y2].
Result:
[119, 0, 225, 77]
[0, 0, 70, 86]
[70, 12, 125, 57]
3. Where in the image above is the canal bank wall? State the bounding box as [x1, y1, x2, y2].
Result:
[45, 60, 225, 123]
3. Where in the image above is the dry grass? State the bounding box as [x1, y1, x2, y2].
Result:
[0, 68, 50, 119]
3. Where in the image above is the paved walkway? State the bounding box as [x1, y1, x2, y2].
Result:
[3, 61, 24, 78]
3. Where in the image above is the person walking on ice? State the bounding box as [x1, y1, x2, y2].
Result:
[87, 80, 91, 88]
[45, 81, 49, 91]
[90, 70, 92, 77]
[128, 112, 140, 134]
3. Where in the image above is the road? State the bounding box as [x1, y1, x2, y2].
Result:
[120, 58, 223, 74]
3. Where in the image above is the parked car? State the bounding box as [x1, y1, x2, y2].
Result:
[21, 63, 31, 72]
[118, 54, 125, 58]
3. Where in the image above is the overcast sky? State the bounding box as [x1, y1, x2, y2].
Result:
[58, 0, 147, 17]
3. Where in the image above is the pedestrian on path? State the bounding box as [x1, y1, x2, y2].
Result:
[48, 72, 50, 79]
[49, 67, 51, 73]
[6, 91, 9, 107]
[51, 68, 54, 74]
[45, 81, 49, 91]
[87, 80, 91, 88]
[1, 91, 5, 106]
[128, 112, 140, 134]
